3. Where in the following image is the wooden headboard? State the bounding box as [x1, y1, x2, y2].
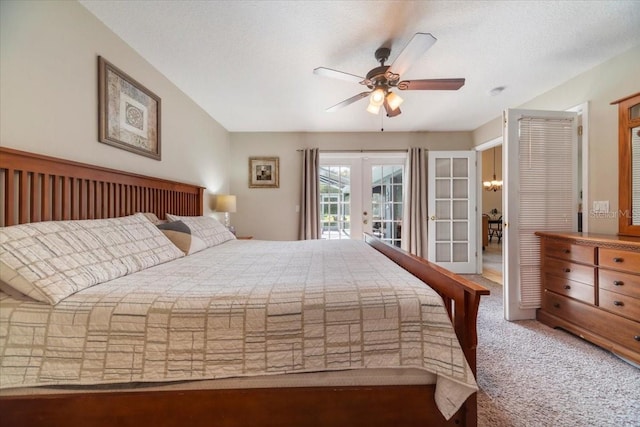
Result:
[0, 147, 204, 227]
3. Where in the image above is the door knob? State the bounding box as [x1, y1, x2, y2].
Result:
[363, 219, 368, 225]
[430, 215, 436, 220]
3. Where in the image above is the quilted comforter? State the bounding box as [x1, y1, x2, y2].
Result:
[0, 239, 477, 419]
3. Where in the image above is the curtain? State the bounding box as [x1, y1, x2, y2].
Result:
[298, 148, 320, 240]
[402, 147, 427, 256]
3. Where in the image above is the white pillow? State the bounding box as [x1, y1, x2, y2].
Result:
[165, 214, 236, 248]
[0, 213, 184, 304]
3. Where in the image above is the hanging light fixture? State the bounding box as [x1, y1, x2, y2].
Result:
[483, 147, 503, 192]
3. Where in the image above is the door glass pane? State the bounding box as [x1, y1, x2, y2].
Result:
[371, 164, 403, 247]
[452, 242, 468, 262]
[452, 179, 468, 198]
[319, 165, 351, 240]
[436, 222, 451, 240]
[435, 158, 451, 177]
[452, 221, 468, 241]
[435, 179, 450, 198]
[435, 200, 451, 219]
[452, 200, 468, 219]
[452, 158, 468, 177]
[436, 243, 451, 262]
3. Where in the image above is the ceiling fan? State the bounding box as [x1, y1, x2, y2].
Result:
[313, 33, 465, 117]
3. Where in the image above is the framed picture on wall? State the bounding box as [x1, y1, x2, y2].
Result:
[249, 157, 279, 188]
[98, 56, 161, 160]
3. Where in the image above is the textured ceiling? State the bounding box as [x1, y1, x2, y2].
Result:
[80, 0, 640, 133]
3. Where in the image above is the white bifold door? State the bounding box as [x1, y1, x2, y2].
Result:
[503, 109, 578, 321]
[427, 151, 477, 274]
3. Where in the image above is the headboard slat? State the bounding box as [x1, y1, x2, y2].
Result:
[0, 147, 205, 226]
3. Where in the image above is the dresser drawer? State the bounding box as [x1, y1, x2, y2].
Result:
[598, 269, 640, 299]
[544, 274, 594, 304]
[542, 290, 640, 352]
[599, 289, 640, 321]
[599, 248, 640, 274]
[543, 239, 595, 264]
[543, 258, 595, 285]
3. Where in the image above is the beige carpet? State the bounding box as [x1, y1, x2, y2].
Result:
[464, 275, 640, 427]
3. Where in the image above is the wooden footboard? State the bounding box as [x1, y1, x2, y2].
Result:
[364, 233, 490, 427]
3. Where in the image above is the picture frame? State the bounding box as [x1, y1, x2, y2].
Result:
[98, 56, 161, 160]
[248, 157, 279, 188]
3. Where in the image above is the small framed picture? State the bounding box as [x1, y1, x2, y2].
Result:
[249, 157, 279, 188]
[98, 56, 161, 160]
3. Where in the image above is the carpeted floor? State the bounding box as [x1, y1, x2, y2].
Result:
[464, 275, 640, 427]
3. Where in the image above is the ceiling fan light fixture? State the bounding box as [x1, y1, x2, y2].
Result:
[385, 91, 403, 111]
[366, 102, 381, 115]
[314, 33, 465, 119]
[370, 88, 385, 106]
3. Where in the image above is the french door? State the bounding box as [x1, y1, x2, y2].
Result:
[319, 153, 406, 246]
[427, 151, 477, 273]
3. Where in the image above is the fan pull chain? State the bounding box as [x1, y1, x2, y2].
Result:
[380, 111, 384, 132]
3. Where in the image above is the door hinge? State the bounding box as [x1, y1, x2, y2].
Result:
[578, 125, 583, 136]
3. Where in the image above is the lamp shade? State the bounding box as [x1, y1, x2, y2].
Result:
[366, 102, 381, 115]
[216, 194, 237, 213]
[385, 91, 403, 111]
[370, 88, 385, 106]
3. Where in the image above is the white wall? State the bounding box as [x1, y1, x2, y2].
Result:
[0, 0, 231, 215]
[229, 131, 474, 240]
[472, 45, 640, 234]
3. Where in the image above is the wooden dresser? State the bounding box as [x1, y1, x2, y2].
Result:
[535, 232, 640, 365]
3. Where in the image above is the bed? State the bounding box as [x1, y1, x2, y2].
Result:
[0, 147, 489, 427]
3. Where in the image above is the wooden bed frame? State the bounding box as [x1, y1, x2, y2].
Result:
[0, 147, 489, 427]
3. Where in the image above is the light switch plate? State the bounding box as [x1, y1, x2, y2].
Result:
[592, 201, 610, 213]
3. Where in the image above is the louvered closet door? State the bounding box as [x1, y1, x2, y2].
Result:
[503, 109, 578, 321]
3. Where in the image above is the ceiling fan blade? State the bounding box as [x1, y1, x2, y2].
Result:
[383, 99, 402, 117]
[313, 67, 367, 84]
[325, 92, 370, 112]
[397, 78, 465, 91]
[386, 33, 437, 81]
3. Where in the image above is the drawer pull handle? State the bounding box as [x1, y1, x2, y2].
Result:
[613, 257, 623, 263]
[553, 303, 560, 308]
[635, 336, 640, 342]
[563, 268, 571, 273]
[563, 285, 571, 290]
[613, 280, 624, 287]
[563, 249, 570, 254]
[613, 301, 624, 307]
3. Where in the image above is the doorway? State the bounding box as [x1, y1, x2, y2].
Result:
[319, 152, 406, 246]
[477, 139, 504, 285]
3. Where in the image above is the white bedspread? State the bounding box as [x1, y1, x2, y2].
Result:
[0, 239, 477, 419]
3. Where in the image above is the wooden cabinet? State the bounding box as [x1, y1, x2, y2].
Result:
[536, 232, 640, 365]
